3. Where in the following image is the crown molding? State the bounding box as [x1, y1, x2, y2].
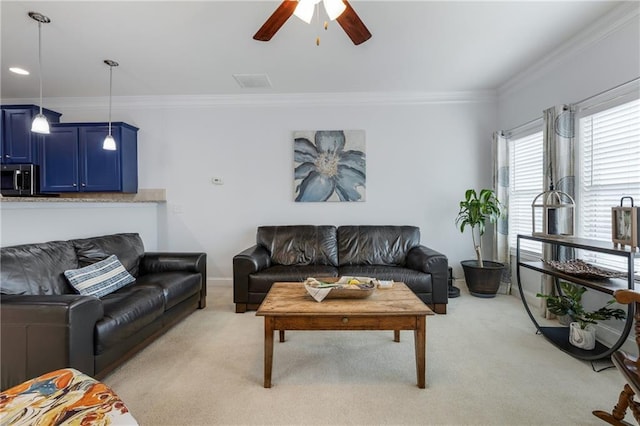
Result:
[2, 90, 497, 111]
[498, 2, 639, 97]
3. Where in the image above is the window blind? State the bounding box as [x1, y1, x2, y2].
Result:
[579, 98, 640, 271]
[509, 131, 544, 255]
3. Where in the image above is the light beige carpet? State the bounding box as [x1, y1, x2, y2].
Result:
[104, 282, 631, 425]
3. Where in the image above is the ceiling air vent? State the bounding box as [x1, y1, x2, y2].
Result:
[233, 73, 272, 89]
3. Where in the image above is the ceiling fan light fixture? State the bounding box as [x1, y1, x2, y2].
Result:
[323, 0, 346, 20]
[293, 0, 318, 24]
[253, 0, 371, 45]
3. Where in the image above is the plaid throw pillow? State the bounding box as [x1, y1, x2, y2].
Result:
[64, 255, 135, 298]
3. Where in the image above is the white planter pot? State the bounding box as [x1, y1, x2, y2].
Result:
[569, 322, 596, 350]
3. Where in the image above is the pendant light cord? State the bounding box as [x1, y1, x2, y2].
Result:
[108, 64, 113, 136]
[38, 21, 43, 115]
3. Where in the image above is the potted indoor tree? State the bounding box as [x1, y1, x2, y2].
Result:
[455, 188, 504, 297]
[537, 282, 626, 350]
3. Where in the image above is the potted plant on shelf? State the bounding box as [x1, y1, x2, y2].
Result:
[537, 282, 626, 350]
[455, 188, 504, 298]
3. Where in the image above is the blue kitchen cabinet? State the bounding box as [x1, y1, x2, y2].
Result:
[39, 126, 79, 193]
[40, 122, 138, 193]
[0, 105, 62, 164]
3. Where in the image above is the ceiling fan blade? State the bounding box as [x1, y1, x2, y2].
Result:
[253, 1, 298, 42]
[336, 1, 372, 45]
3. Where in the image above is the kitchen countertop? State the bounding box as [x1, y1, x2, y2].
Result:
[0, 188, 166, 203]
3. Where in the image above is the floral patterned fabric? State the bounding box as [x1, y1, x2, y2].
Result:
[541, 105, 576, 318]
[0, 368, 137, 425]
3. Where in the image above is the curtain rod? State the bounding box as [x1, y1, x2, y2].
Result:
[502, 116, 543, 136]
[572, 76, 640, 108]
[502, 77, 638, 135]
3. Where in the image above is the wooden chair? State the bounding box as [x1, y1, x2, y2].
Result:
[593, 289, 640, 425]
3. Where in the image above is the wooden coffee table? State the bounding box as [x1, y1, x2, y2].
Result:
[256, 281, 434, 388]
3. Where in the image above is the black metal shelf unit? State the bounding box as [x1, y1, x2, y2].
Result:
[516, 234, 638, 361]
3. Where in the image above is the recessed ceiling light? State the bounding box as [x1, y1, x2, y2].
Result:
[9, 67, 30, 75]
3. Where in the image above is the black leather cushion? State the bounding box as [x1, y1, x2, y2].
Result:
[338, 226, 420, 266]
[339, 265, 432, 293]
[135, 272, 201, 310]
[249, 265, 338, 293]
[257, 226, 338, 266]
[72, 233, 145, 277]
[94, 285, 165, 354]
[0, 241, 78, 295]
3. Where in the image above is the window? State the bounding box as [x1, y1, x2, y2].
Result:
[578, 98, 640, 271]
[508, 128, 544, 255]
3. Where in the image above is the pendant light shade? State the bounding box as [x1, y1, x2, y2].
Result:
[29, 11, 51, 135]
[103, 59, 119, 151]
[31, 114, 50, 134]
[103, 134, 116, 151]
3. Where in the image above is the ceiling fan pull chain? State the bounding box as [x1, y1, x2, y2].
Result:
[315, 2, 321, 46]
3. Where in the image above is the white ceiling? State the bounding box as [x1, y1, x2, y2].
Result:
[0, 1, 625, 99]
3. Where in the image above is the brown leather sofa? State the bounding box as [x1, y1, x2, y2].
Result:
[233, 225, 448, 314]
[0, 233, 206, 391]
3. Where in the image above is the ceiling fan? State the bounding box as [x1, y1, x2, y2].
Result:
[253, 0, 372, 45]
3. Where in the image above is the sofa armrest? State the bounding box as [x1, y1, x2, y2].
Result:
[233, 245, 271, 306]
[406, 246, 449, 306]
[1, 295, 103, 390]
[140, 252, 207, 309]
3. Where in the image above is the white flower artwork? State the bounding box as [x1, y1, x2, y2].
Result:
[293, 130, 366, 202]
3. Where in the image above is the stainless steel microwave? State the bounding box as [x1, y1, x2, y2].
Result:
[1, 164, 39, 196]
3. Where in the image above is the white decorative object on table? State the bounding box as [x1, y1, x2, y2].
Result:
[377, 280, 394, 289]
[569, 322, 596, 350]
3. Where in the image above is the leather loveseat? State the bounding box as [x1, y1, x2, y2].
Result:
[0, 233, 206, 391]
[233, 225, 448, 314]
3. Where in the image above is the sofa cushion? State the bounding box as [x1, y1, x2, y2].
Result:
[94, 285, 165, 354]
[0, 241, 78, 295]
[72, 233, 145, 277]
[257, 225, 338, 266]
[249, 265, 339, 294]
[339, 265, 432, 294]
[64, 255, 135, 298]
[135, 272, 202, 310]
[337, 226, 420, 266]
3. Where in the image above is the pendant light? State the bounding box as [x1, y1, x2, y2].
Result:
[29, 12, 51, 134]
[103, 59, 119, 151]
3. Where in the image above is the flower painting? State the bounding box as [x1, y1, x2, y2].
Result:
[294, 130, 366, 202]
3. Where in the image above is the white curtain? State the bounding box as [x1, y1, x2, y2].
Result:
[492, 131, 510, 292]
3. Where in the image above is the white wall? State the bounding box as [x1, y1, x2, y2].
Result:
[29, 94, 496, 280]
[0, 202, 160, 249]
[498, 4, 639, 129]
